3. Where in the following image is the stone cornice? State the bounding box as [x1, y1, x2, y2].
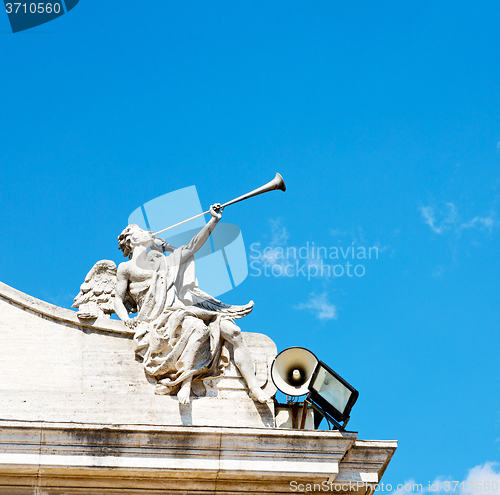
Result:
[0, 420, 397, 494]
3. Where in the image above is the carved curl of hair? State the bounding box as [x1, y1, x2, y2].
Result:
[118, 224, 140, 260]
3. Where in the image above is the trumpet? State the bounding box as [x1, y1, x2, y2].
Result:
[152, 173, 286, 236]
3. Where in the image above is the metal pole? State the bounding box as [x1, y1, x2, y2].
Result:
[299, 393, 311, 429]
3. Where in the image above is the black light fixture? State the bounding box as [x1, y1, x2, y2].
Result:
[271, 347, 359, 430]
[307, 361, 359, 430]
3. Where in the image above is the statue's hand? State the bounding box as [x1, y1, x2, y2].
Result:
[210, 203, 223, 220]
[151, 237, 176, 253]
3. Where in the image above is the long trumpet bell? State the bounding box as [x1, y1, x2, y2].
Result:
[153, 173, 286, 236]
[222, 173, 286, 209]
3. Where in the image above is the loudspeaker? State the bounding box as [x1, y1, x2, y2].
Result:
[271, 347, 318, 397]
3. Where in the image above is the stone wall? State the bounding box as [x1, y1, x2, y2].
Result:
[0, 282, 276, 428]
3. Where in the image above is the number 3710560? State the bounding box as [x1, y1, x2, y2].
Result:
[5, 3, 61, 14]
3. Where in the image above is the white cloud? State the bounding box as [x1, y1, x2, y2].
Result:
[388, 463, 500, 495]
[462, 462, 500, 494]
[459, 215, 496, 232]
[329, 226, 392, 257]
[329, 226, 368, 245]
[420, 206, 440, 233]
[252, 219, 382, 283]
[372, 239, 393, 256]
[390, 479, 423, 495]
[419, 202, 497, 236]
[294, 292, 337, 321]
[329, 228, 346, 237]
[419, 203, 458, 234]
[268, 218, 290, 247]
[255, 218, 294, 273]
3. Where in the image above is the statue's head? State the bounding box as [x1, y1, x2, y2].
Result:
[118, 224, 154, 259]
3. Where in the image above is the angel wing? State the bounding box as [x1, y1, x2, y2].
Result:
[72, 260, 137, 319]
[190, 287, 254, 319]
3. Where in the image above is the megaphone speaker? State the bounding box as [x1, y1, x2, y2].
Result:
[271, 347, 318, 397]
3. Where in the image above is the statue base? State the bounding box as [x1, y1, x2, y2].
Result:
[0, 281, 275, 428]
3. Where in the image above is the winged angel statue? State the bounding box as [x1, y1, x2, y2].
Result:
[73, 204, 272, 404]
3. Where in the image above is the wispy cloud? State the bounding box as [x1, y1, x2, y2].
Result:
[252, 218, 294, 275]
[264, 218, 291, 264]
[419, 203, 458, 234]
[390, 479, 422, 495]
[463, 463, 500, 493]
[330, 226, 367, 244]
[294, 292, 337, 321]
[460, 215, 496, 232]
[268, 218, 290, 247]
[419, 202, 497, 236]
[330, 226, 392, 256]
[390, 462, 500, 494]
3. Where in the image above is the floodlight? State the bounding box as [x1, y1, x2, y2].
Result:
[307, 361, 359, 430]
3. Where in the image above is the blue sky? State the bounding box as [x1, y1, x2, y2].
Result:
[1, 0, 500, 488]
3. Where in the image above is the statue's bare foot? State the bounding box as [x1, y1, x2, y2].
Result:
[249, 387, 273, 403]
[177, 380, 191, 404]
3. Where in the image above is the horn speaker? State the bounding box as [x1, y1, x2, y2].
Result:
[271, 347, 318, 397]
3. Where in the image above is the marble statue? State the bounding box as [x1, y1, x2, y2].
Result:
[73, 204, 272, 405]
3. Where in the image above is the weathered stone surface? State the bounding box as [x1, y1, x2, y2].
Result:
[0, 281, 398, 494]
[0, 420, 397, 494]
[0, 281, 275, 428]
[275, 404, 316, 429]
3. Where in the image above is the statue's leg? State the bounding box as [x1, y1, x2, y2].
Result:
[177, 377, 192, 404]
[220, 319, 272, 403]
[177, 316, 210, 404]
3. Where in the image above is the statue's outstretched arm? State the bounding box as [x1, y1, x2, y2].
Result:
[180, 204, 222, 262]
